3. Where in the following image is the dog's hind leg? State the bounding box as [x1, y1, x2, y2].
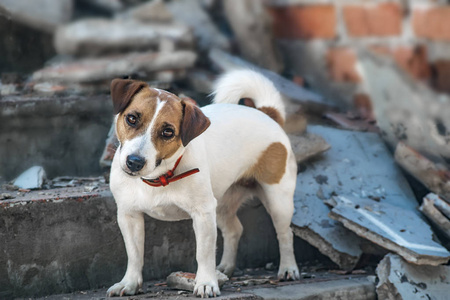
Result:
[216, 184, 252, 277]
[257, 180, 300, 281]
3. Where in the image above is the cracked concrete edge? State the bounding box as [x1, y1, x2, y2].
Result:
[329, 211, 449, 266]
[291, 226, 359, 271]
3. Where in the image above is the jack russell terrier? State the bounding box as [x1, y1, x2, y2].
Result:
[107, 69, 300, 297]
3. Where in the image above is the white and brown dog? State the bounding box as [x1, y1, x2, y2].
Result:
[107, 70, 299, 297]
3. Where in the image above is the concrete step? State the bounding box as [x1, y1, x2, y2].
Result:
[36, 273, 376, 300]
[0, 182, 329, 298]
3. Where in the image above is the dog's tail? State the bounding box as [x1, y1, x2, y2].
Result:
[212, 69, 286, 126]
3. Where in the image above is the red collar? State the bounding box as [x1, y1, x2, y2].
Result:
[141, 155, 199, 187]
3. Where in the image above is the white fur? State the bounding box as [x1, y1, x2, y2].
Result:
[107, 70, 299, 298]
[212, 69, 286, 121]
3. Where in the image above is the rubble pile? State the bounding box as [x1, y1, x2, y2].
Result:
[1, 1, 450, 299]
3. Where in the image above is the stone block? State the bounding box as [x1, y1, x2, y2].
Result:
[54, 18, 194, 56]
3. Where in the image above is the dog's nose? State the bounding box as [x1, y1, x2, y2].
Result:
[126, 155, 146, 172]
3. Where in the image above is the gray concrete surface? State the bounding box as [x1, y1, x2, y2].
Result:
[0, 95, 113, 181]
[35, 275, 376, 300]
[0, 185, 326, 298]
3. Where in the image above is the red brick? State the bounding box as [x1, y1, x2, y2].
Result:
[412, 6, 450, 41]
[369, 45, 430, 80]
[343, 3, 402, 37]
[268, 5, 336, 39]
[431, 60, 450, 93]
[326, 47, 361, 82]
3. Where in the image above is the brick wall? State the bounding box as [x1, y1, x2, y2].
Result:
[266, 0, 450, 106]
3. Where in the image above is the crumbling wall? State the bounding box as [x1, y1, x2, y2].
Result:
[266, 0, 450, 105]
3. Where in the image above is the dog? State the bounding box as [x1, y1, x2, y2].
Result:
[107, 69, 300, 297]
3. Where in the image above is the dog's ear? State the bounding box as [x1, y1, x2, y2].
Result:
[111, 79, 147, 114]
[180, 100, 211, 147]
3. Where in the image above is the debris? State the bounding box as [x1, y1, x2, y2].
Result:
[0, 193, 14, 200]
[324, 111, 378, 132]
[166, 271, 228, 291]
[376, 253, 450, 300]
[116, 0, 172, 23]
[99, 124, 118, 168]
[247, 277, 376, 300]
[165, 0, 230, 53]
[395, 142, 450, 201]
[32, 51, 197, 84]
[292, 125, 420, 270]
[419, 196, 450, 240]
[425, 193, 450, 218]
[0, 0, 73, 33]
[265, 262, 275, 271]
[330, 196, 450, 266]
[222, 0, 283, 72]
[13, 166, 46, 190]
[284, 108, 307, 134]
[288, 132, 330, 163]
[209, 49, 329, 107]
[358, 49, 450, 169]
[54, 19, 194, 57]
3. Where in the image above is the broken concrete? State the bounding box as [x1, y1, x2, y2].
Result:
[425, 193, 450, 218]
[376, 253, 450, 300]
[330, 196, 450, 266]
[13, 166, 46, 190]
[288, 133, 330, 163]
[292, 125, 430, 270]
[223, 0, 283, 72]
[0, 0, 73, 33]
[395, 142, 450, 201]
[358, 49, 450, 169]
[166, 0, 230, 53]
[54, 18, 194, 57]
[32, 51, 196, 84]
[246, 277, 376, 300]
[116, 0, 172, 23]
[166, 271, 228, 291]
[419, 197, 450, 240]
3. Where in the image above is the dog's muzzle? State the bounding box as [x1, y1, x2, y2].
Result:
[126, 154, 146, 173]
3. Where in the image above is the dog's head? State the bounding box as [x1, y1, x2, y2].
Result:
[111, 78, 210, 177]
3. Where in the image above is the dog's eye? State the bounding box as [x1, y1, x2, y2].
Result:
[126, 114, 138, 127]
[162, 128, 174, 138]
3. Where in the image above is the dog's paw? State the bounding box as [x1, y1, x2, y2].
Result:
[193, 280, 220, 298]
[216, 262, 235, 278]
[277, 264, 300, 281]
[106, 279, 142, 297]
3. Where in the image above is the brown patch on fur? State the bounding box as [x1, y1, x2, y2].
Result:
[111, 79, 147, 114]
[180, 100, 211, 147]
[116, 87, 159, 143]
[151, 98, 184, 161]
[242, 142, 287, 185]
[258, 106, 284, 127]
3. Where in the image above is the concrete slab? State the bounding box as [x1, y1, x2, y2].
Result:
[0, 184, 323, 298]
[246, 277, 375, 300]
[292, 125, 419, 270]
[330, 196, 450, 266]
[376, 253, 450, 300]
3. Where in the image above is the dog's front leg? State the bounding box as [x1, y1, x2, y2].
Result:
[192, 210, 220, 298]
[107, 211, 145, 297]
